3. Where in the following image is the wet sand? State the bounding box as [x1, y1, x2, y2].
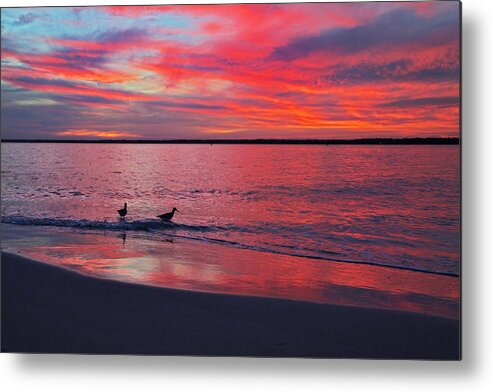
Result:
[1, 251, 460, 359]
[1, 224, 460, 320]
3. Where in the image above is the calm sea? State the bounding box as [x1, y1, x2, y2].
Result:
[1, 143, 460, 276]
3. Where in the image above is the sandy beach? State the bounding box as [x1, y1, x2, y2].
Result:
[1, 251, 460, 359]
[1, 0, 462, 366]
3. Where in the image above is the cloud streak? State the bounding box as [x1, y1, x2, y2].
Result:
[270, 7, 459, 60]
[56, 129, 138, 138]
[1, 2, 460, 139]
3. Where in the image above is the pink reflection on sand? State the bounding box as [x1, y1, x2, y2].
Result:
[14, 227, 459, 320]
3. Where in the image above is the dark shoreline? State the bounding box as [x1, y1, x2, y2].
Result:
[1, 137, 460, 145]
[1, 252, 460, 358]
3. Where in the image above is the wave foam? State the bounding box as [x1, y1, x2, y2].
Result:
[1, 215, 218, 233]
[1, 215, 458, 277]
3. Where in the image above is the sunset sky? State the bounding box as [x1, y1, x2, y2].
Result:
[1, 1, 460, 140]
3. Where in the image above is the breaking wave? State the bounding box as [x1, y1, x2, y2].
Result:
[2, 215, 458, 277]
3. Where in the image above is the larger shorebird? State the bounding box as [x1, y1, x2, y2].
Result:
[117, 202, 128, 218]
[157, 207, 180, 222]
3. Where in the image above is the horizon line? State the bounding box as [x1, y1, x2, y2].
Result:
[1, 137, 460, 145]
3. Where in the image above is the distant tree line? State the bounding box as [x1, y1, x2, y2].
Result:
[1, 137, 460, 145]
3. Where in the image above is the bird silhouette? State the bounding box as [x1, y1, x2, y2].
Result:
[157, 207, 180, 222]
[117, 202, 127, 218]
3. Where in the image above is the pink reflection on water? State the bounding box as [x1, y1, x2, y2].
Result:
[9, 225, 459, 320]
[1, 144, 460, 275]
[2, 143, 460, 320]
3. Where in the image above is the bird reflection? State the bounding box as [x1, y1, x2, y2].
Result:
[118, 232, 127, 247]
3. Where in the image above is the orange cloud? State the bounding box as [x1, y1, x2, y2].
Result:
[56, 129, 138, 138]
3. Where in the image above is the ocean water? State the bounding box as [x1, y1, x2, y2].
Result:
[1, 143, 460, 276]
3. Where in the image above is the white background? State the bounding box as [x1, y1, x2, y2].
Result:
[0, 0, 491, 391]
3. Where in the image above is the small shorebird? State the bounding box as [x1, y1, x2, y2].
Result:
[117, 202, 128, 218]
[157, 207, 180, 222]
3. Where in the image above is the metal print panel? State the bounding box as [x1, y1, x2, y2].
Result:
[0, 1, 461, 359]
